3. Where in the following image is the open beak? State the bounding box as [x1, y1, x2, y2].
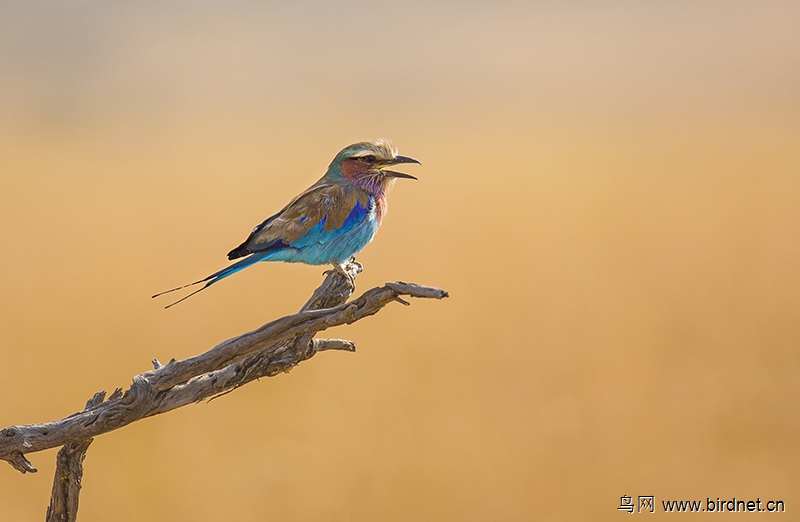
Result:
[380, 155, 421, 180]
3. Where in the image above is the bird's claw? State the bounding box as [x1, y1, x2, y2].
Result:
[324, 261, 361, 289]
[345, 257, 364, 274]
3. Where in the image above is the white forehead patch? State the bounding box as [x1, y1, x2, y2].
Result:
[355, 138, 397, 160]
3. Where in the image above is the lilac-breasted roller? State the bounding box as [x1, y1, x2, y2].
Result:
[153, 138, 420, 308]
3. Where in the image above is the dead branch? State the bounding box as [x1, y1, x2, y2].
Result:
[44, 393, 105, 522]
[0, 263, 447, 475]
[44, 440, 92, 522]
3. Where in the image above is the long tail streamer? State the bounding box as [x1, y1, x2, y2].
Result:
[152, 252, 269, 308]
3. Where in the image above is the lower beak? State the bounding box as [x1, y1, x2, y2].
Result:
[383, 170, 418, 180]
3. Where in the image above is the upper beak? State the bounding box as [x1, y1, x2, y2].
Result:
[389, 155, 422, 166]
[380, 155, 421, 180]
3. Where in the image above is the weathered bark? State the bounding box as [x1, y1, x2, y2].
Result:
[44, 439, 93, 522]
[45, 392, 105, 522]
[0, 263, 447, 475]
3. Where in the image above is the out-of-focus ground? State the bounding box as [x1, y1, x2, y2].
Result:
[1, 1, 798, 520]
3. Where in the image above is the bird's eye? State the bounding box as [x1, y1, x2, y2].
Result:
[360, 155, 376, 163]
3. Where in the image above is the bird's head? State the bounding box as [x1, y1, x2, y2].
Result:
[327, 138, 420, 194]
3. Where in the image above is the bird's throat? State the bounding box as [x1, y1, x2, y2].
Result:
[340, 160, 391, 196]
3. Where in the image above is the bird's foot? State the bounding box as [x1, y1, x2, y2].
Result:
[323, 261, 360, 289]
[348, 257, 364, 273]
[335, 263, 356, 287]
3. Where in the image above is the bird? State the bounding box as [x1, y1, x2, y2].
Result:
[153, 138, 420, 308]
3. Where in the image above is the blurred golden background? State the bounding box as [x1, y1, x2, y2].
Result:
[1, 1, 798, 520]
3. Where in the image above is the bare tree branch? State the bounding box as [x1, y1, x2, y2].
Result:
[44, 393, 105, 522]
[0, 263, 448, 473]
[45, 439, 93, 522]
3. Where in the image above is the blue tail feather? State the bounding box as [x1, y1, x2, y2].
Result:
[153, 252, 270, 308]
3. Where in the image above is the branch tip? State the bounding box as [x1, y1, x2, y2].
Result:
[385, 281, 449, 299]
[313, 339, 357, 353]
[8, 452, 37, 474]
